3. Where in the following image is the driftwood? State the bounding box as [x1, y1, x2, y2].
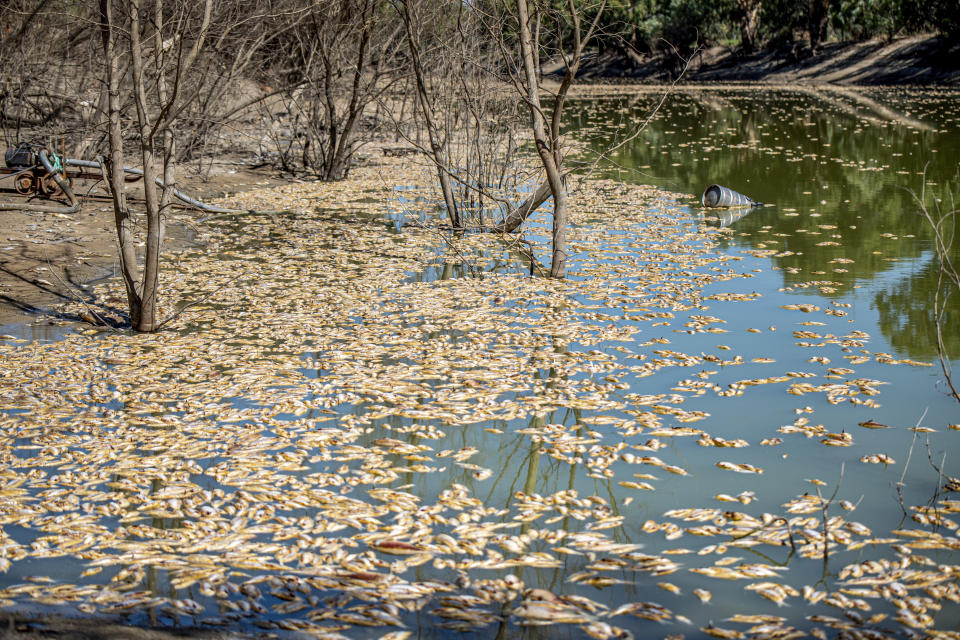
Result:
[492, 179, 554, 234]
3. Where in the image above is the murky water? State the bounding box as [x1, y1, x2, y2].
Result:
[0, 87, 958, 639]
[574, 86, 960, 360]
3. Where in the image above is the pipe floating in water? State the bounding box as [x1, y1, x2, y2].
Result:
[702, 184, 761, 208]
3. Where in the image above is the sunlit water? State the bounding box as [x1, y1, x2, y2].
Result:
[0, 87, 958, 639]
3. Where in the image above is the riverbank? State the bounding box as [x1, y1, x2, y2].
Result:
[0, 614, 256, 640]
[0, 86, 958, 640]
[573, 33, 960, 85]
[0, 163, 291, 331]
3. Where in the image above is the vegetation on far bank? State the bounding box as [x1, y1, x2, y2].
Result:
[584, 0, 958, 60]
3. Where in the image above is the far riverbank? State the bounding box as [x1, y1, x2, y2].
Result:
[569, 34, 959, 85]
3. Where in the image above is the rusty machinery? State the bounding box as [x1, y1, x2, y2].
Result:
[1, 142, 240, 215]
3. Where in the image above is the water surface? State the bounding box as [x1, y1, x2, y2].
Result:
[0, 87, 958, 640]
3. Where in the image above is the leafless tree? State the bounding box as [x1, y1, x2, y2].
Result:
[914, 176, 960, 402]
[391, 0, 526, 229]
[1, 2, 102, 152]
[394, 0, 461, 227]
[260, 0, 404, 181]
[471, 0, 607, 277]
[392, 0, 606, 277]
[99, 0, 213, 332]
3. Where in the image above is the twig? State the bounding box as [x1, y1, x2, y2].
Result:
[41, 255, 118, 331]
[896, 407, 928, 515]
[155, 281, 232, 330]
[814, 462, 845, 570]
[908, 168, 960, 402]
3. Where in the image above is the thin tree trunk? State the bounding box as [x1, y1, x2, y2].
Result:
[98, 0, 142, 326]
[809, 0, 829, 52]
[397, 0, 460, 227]
[155, 0, 174, 234]
[129, 0, 161, 332]
[516, 0, 567, 277]
[550, 179, 568, 277]
[740, 0, 762, 51]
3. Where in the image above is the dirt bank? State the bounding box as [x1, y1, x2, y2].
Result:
[0, 139, 425, 333]
[0, 161, 289, 331]
[575, 34, 960, 85]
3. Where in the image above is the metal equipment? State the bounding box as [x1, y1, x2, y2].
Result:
[701, 184, 761, 208]
[1, 142, 239, 214]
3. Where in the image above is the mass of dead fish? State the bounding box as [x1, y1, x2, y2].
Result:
[0, 88, 958, 639]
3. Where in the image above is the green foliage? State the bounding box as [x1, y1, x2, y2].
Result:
[829, 0, 942, 40]
[659, 0, 737, 51]
[930, 0, 960, 41]
[589, 0, 656, 53]
[584, 0, 954, 53]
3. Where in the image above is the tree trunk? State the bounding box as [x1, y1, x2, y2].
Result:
[809, 0, 829, 52]
[128, 0, 161, 332]
[739, 0, 762, 51]
[98, 0, 142, 327]
[494, 179, 554, 234]
[550, 177, 568, 277]
[397, 0, 460, 227]
[155, 0, 173, 245]
[516, 0, 568, 277]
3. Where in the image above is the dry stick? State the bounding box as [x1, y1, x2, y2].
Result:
[377, 103, 524, 223]
[919, 439, 948, 531]
[813, 462, 845, 576]
[932, 268, 959, 402]
[155, 281, 233, 330]
[730, 516, 797, 556]
[571, 44, 700, 187]
[516, 238, 546, 277]
[432, 225, 483, 276]
[913, 177, 960, 401]
[363, 161, 487, 275]
[40, 255, 117, 331]
[897, 407, 929, 516]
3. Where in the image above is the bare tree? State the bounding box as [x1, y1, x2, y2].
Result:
[391, 0, 527, 229]
[914, 177, 960, 402]
[98, 0, 139, 326]
[99, 0, 213, 332]
[485, 0, 606, 277]
[265, 0, 403, 181]
[392, 0, 605, 276]
[394, 0, 461, 227]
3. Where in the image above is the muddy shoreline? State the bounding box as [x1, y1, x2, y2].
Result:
[0, 612, 259, 640]
[571, 34, 960, 85]
[0, 161, 290, 332]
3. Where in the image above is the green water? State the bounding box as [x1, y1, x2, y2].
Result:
[573, 86, 960, 361]
[0, 87, 958, 639]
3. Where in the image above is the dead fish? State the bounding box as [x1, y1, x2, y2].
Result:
[701, 624, 745, 639]
[858, 419, 891, 429]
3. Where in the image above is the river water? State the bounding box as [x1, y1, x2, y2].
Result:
[0, 86, 958, 639]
